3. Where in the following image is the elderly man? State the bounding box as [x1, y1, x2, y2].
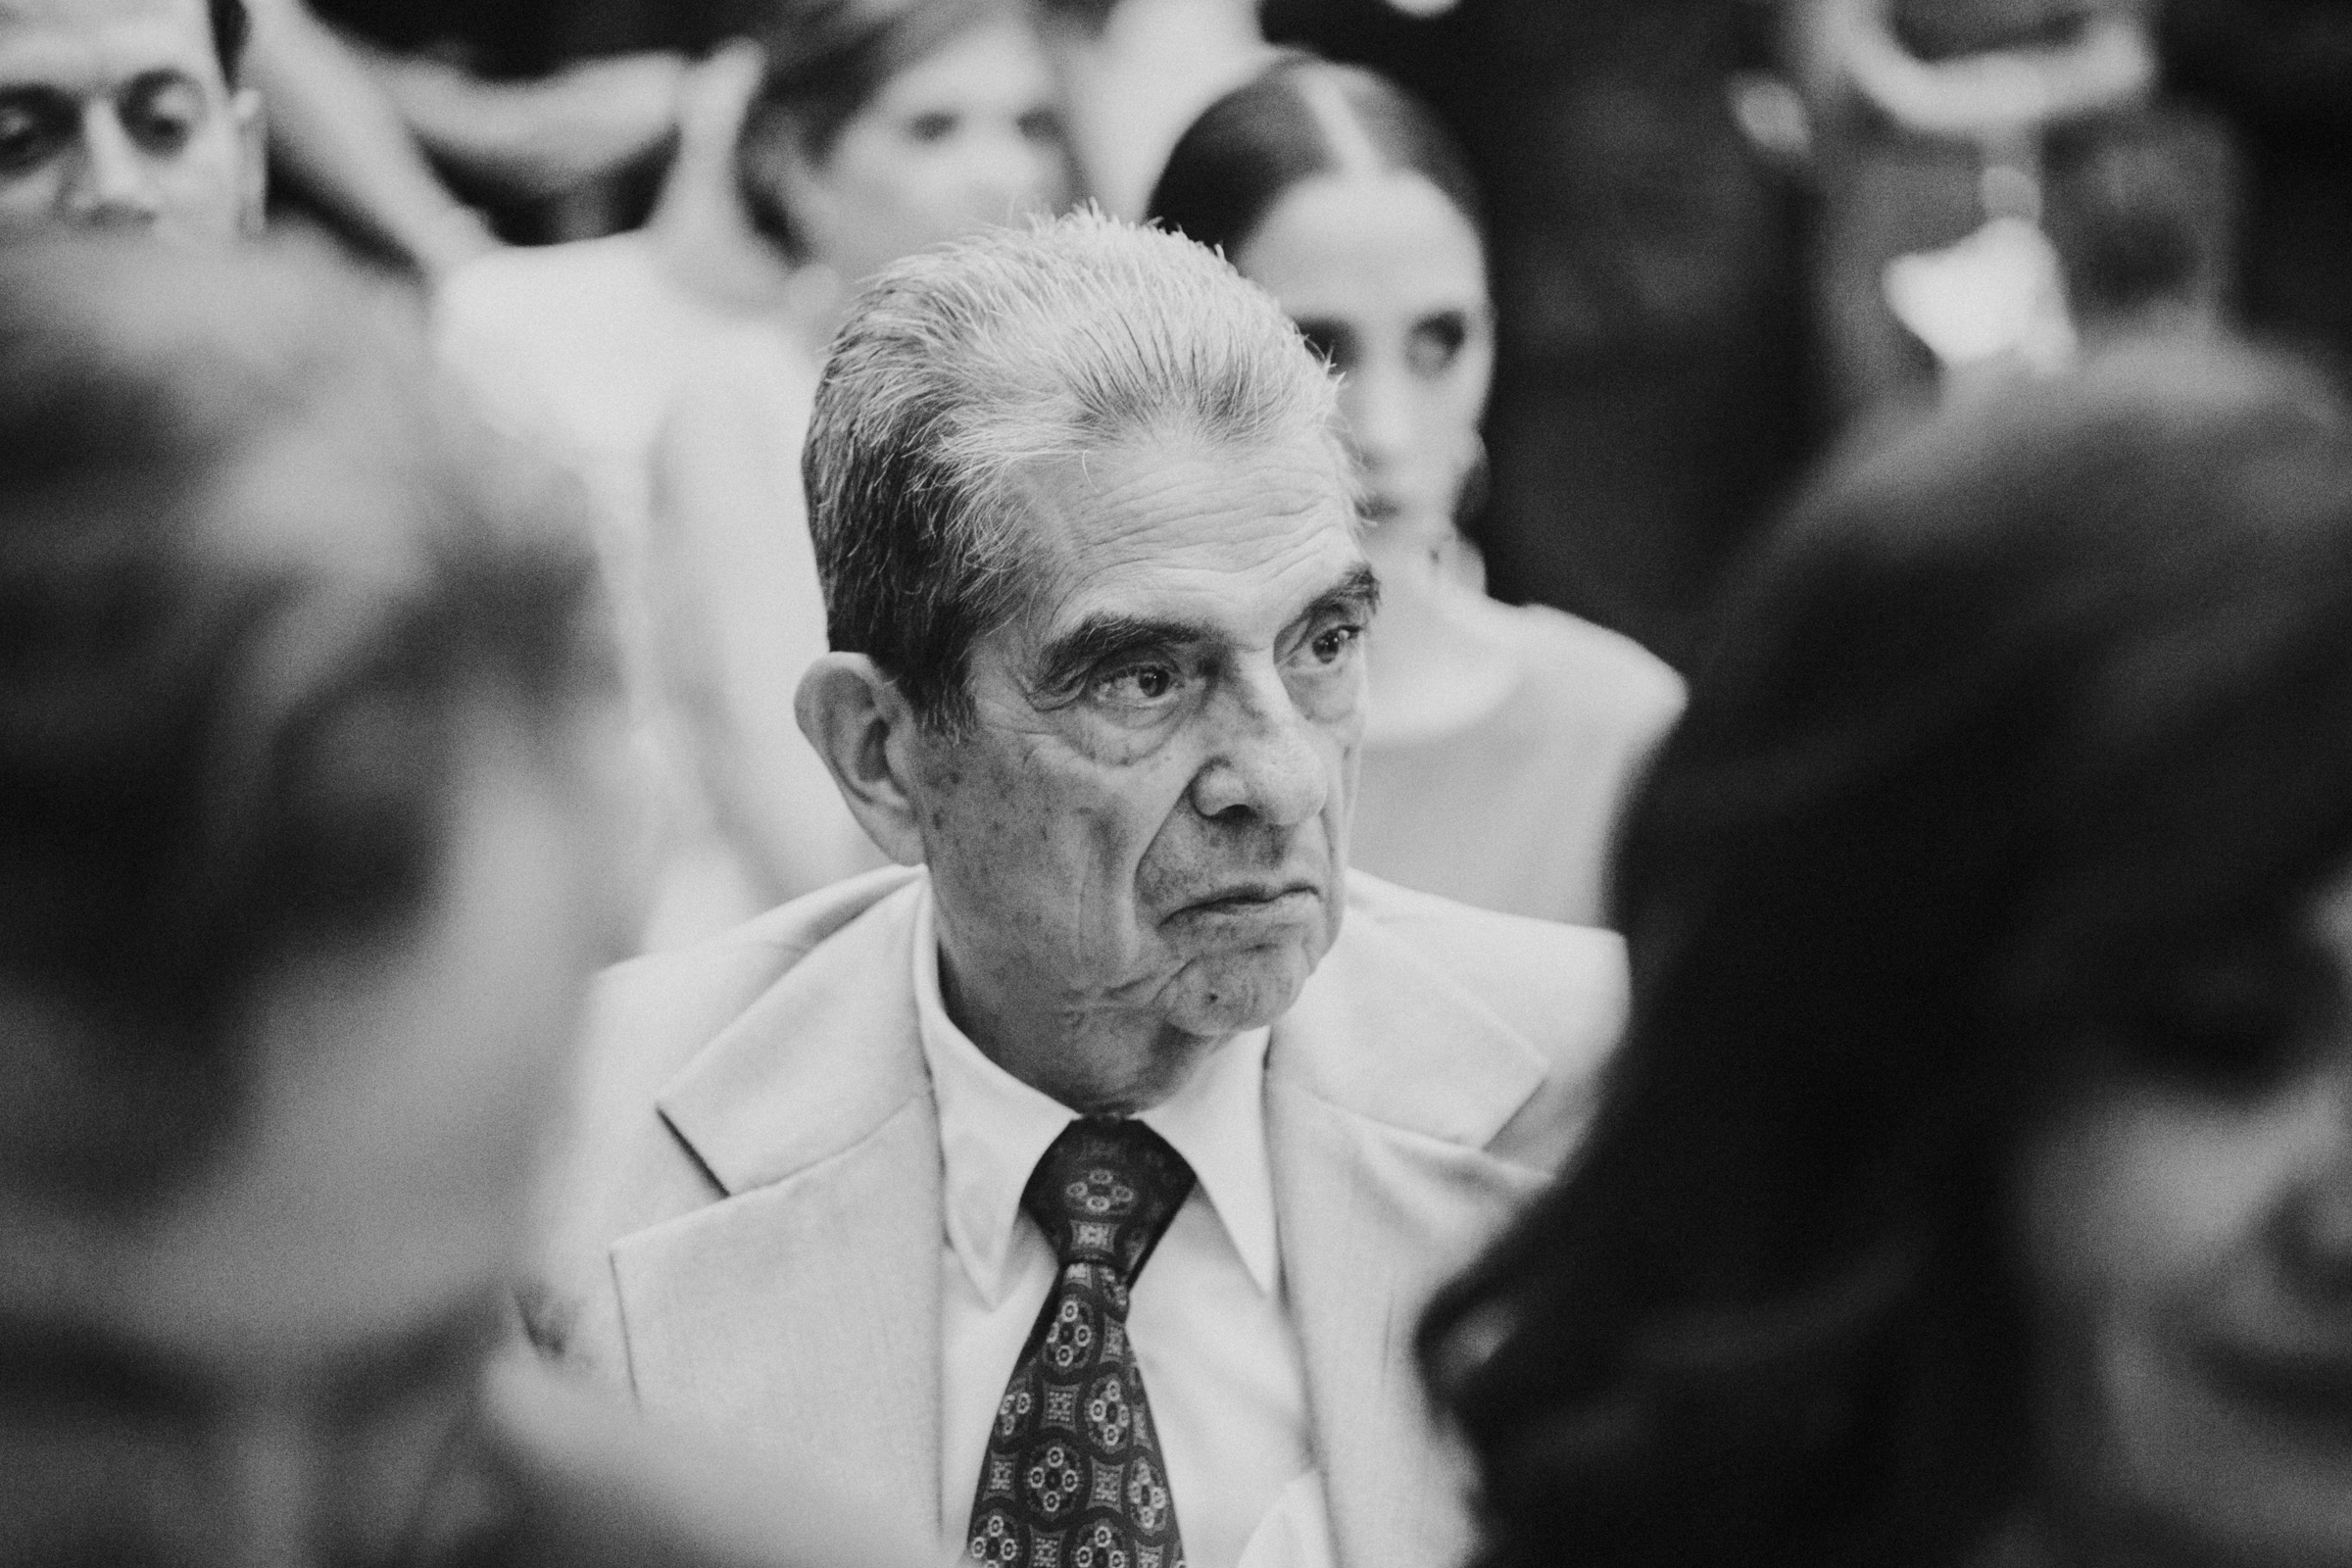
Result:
[539, 211, 1627, 1568]
[0, 0, 264, 243]
[0, 233, 922, 1568]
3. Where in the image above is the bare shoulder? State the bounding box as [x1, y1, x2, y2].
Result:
[437, 233, 646, 331]
[1475, 596, 1686, 731]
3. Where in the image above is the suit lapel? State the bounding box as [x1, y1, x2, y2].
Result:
[1268, 915, 1558, 1568]
[590, 872, 1569, 1561]
[611, 878, 946, 1528]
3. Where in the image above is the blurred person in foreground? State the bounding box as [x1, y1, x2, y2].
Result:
[0, 232, 921, 1568]
[0, 0, 264, 245]
[440, 0, 1072, 950]
[1422, 341, 2352, 1568]
[1149, 58, 1685, 928]
[535, 210, 1628, 1568]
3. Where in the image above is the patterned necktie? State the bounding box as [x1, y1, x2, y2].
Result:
[966, 1116, 1197, 1568]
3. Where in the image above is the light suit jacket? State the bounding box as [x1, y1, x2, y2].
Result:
[534, 866, 1628, 1568]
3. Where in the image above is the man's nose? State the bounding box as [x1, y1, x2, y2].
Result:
[67, 105, 162, 227]
[1186, 664, 1331, 829]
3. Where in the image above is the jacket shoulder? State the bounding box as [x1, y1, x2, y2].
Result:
[530, 867, 920, 1370]
[1346, 872, 1626, 1053]
[1342, 871, 1627, 1170]
[574, 867, 920, 1112]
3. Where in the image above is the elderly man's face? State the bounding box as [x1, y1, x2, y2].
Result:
[0, 0, 261, 246]
[911, 428, 1373, 1094]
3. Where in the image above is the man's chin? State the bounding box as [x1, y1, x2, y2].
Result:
[1159, 944, 1320, 1038]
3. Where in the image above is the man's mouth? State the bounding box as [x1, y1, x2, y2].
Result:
[1174, 883, 1322, 919]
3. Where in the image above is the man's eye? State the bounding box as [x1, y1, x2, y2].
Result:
[0, 97, 72, 175]
[122, 78, 203, 155]
[1094, 662, 1181, 707]
[906, 111, 957, 145]
[1016, 108, 1063, 146]
[1307, 623, 1364, 664]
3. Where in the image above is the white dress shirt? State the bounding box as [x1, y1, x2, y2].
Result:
[912, 889, 1338, 1568]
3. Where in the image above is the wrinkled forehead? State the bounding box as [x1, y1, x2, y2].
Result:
[0, 0, 220, 82]
[998, 425, 1365, 646]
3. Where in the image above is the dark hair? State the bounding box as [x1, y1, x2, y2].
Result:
[0, 233, 606, 1213]
[735, 0, 1025, 254]
[1145, 55, 1483, 264]
[1419, 342, 2352, 1568]
[210, 0, 248, 84]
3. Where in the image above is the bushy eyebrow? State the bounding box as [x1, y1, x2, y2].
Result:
[1310, 564, 1382, 626]
[1031, 613, 1203, 699]
[1029, 563, 1381, 699]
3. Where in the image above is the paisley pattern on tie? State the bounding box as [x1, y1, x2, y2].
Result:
[967, 1117, 1197, 1568]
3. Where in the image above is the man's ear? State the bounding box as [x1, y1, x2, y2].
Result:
[797, 653, 929, 867]
[232, 87, 267, 236]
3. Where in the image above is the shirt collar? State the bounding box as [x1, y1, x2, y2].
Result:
[910, 883, 1282, 1307]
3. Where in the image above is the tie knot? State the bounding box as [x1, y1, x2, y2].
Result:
[1021, 1117, 1196, 1284]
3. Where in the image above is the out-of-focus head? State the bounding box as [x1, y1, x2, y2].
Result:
[1149, 58, 1489, 558]
[0, 233, 629, 1566]
[1421, 342, 2352, 1568]
[796, 210, 1369, 1109]
[0, 0, 262, 247]
[734, 0, 1069, 284]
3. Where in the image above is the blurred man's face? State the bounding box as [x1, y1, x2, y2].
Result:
[0, 703, 622, 1567]
[0, 0, 261, 246]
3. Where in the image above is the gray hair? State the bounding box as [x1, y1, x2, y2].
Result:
[803, 206, 1350, 729]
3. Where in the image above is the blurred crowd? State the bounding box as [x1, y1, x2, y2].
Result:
[144, 0, 2350, 953]
[232, 0, 2352, 655]
[7, 0, 2352, 1566]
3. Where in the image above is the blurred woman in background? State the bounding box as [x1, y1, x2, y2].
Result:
[640, 0, 1075, 942]
[441, 0, 1071, 947]
[1422, 340, 2352, 1568]
[1149, 58, 1683, 927]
